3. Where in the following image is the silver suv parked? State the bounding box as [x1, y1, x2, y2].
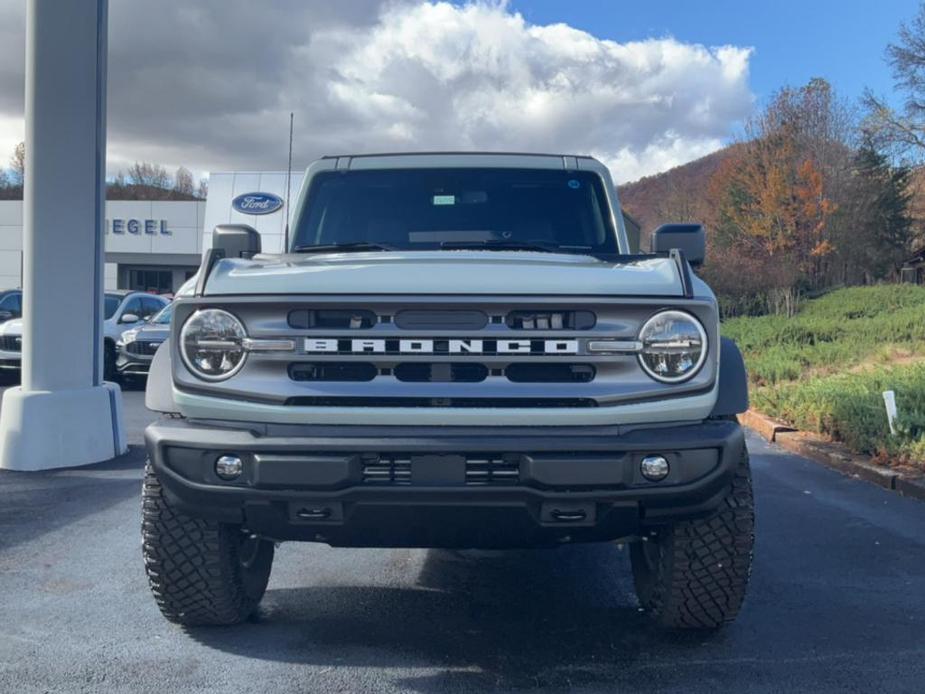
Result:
[0, 290, 168, 379]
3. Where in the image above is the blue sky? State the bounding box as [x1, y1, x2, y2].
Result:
[510, 0, 915, 108]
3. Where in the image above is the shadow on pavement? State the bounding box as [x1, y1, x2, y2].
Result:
[186, 544, 715, 690]
[0, 444, 146, 552]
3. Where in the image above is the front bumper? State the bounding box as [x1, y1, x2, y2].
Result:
[0, 349, 21, 369]
[116, 347, 153, 375]
[146, 418, 745, 548]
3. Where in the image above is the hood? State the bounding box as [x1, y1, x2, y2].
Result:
[132, 323, 170, 340]
[204, 251, 685, 297]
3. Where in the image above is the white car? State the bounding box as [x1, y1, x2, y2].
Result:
[0, 290, 168, 379]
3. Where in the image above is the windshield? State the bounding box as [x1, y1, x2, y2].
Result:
[149, 303, 173, 325]
[291, 168, 618, 254]
[104, 294, 122, 320]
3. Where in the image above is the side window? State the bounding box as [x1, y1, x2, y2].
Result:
[0, 293, 21, 315]
[121, 296, 143, 321]
[142, 297, 164, 320]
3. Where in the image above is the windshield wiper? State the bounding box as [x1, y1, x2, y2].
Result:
[439, 240, 560, 253]
[292, 242, 395, 253]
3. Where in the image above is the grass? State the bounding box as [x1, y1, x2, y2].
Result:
[722, 285, 925, 472]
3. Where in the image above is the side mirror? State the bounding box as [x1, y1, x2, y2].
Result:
[120, 313, 140, 324]
[652, 223, 705, 267]
[213, 224, 261, 259]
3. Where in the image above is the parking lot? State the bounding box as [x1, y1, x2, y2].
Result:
[1, 377, 924, 693]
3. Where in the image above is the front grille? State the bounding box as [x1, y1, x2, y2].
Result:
[179, 297, 714, 411]
[361, 454, 520, 486]
[0, 336, 21, 352]
[126, 341, 162, 356]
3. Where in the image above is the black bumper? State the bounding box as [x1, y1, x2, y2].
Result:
[145, 418, 745, 548]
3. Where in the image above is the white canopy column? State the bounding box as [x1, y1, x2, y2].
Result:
[0, 0, 125, 470]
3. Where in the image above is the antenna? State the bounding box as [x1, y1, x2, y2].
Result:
[283, 112, 294, 253]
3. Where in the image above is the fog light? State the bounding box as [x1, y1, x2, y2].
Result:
[640, 455, 670, 482]
[215, 455, 243, 480]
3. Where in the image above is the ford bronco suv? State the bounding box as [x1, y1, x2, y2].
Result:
[142, 153, 753, 630]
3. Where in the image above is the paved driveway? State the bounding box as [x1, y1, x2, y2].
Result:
[1, 379, 924, 693]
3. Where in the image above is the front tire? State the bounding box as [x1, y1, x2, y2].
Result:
[630, 446, 755, 629]
[142, 461, 274, 626]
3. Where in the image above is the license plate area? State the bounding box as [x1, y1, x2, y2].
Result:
[411, 454, 466, 486]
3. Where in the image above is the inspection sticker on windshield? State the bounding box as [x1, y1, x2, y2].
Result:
[433, 194, 456, 205]
[568, 179, 581, 189]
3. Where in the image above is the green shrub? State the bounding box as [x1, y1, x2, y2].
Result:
[723, 286, 925, 470]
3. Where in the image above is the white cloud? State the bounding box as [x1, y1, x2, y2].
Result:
[0, 0, 754, 183]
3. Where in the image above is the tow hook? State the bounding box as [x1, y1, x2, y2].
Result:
[296, 507, 332, 520]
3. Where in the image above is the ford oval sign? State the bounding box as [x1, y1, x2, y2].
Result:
[232, 192, 284, 216]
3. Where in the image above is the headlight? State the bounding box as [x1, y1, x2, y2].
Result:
[179, 309, 247, 381]
[637, 310, 708, 383]
[120, 329, 138, 346]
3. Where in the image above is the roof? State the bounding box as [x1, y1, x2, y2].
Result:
[320, 151, 597, 161]
[903, 246, 925, 264]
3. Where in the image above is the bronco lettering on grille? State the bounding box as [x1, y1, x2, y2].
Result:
[304, 338, 580, 355]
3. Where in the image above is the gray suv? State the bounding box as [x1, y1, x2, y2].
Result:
[142, 152, 753, 631]
[116, 303, 172, 378]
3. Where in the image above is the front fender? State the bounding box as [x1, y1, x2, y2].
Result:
[145, 339, 180, 414]
[709, 337, 749, 417]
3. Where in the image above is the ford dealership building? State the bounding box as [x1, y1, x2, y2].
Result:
[0, 171, 303, 294]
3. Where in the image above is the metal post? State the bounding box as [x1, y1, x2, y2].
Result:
[0, 0, 125, 470]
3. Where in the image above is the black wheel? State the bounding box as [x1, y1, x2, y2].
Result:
[630, 446, 755, 629]
[104, 341, 118, 382]
[142, 461, 274, 626]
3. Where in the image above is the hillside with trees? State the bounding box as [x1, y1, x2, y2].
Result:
[620, 5, 925, 318]
[0, 145, 207, 201]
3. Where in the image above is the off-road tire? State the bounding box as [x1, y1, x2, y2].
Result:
[630, 446, 754, 629]
[142, 461, 274, 626]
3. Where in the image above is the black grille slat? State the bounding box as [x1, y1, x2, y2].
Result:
[394, 309, 488, 330]
[465, 457, 520, 485]
[362, 455, 411, 485]
[505, 363, 595, 383]
[394, 363, 487, 383]
[0, 336, 21, 352]
[290, 362, 377, 382]
[361, 454, 520, 486]
[126, 341, 162, 356]
[289, 309, 377, 330]
[506, 310, 595, 330]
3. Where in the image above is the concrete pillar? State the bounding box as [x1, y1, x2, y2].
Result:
[0, 0, 125, 470]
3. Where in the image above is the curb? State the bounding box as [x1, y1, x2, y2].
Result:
[739, 409, 923, 498]
[737, 410, 794, 442]
[895, 476, 925, 502]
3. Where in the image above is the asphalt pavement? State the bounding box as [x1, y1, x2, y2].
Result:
[1, 376, 924, 693]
